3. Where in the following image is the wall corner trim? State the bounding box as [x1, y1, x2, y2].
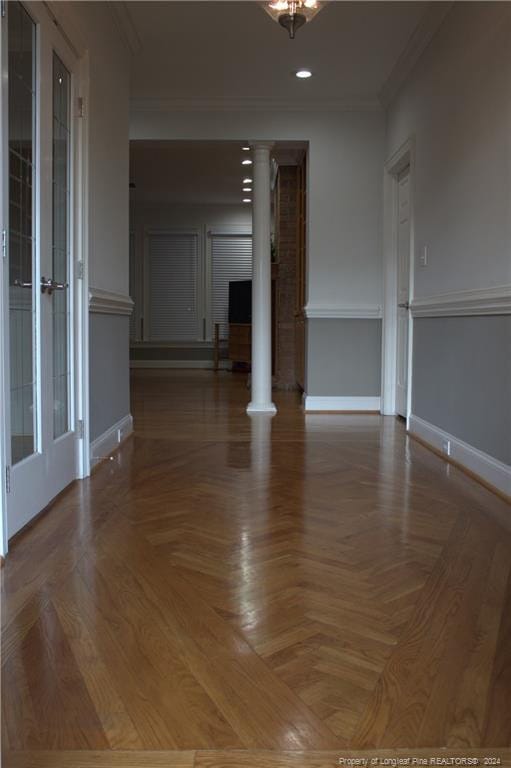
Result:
[409, 414, 511, 500]
[411, 285, 511, 318]
[304, 395, 381, 412]
[379, 2, 455, 107]
[90, 414, 133, 467]
[107, 1, 142, 55]
[305, 305, 382, 320]
[89, 287, 134, 316]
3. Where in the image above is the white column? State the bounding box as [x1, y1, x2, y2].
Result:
[247, 143, 277, 415]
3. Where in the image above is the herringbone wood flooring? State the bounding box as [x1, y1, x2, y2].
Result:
[2, 371, 511, 767]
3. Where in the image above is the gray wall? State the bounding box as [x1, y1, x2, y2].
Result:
[413, 316, 511, 465]
[307, 319, 382, 397]
[130, 346, 226, 363]
[90, 314, 131, 442]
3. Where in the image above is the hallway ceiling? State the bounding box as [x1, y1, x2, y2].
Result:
[130, 140, 305, 206]
[126, 1, 430, 107]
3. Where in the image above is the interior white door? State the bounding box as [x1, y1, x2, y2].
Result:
[5, 2, 79, 538]
[395, 166, 411, 418]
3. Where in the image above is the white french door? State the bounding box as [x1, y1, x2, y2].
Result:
[395, 166, 411, 418]
[3, 2, 80, 539]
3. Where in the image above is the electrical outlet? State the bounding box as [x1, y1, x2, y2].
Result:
[442, 439, 451, 456]
[420, 245, 428, 267]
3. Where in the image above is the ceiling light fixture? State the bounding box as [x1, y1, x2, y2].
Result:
[295, 69, 312, 79]
[242, 146, 251, 151]
[242, 159, 253, 165]
[243, 178, 253, 184]
[262, 0, 322, 40]
[243, 187, 252, 192]
[243, 198, 252, 203]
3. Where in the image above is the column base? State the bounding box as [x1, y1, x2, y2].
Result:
[246, 402, 277, 415]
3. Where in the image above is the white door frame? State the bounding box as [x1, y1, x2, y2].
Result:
[0, 6, 9, 557]
[381, 136, 415, 423]
[0, 2, 90, 556]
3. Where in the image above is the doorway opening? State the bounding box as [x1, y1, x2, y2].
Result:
[381, 138, 414, 421]
[128, 140, 308, 391]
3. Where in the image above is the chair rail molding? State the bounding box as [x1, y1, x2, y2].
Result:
[305, 304, 382, 320]
[411, 284, 511, 317]
[89, 287, 134, 316]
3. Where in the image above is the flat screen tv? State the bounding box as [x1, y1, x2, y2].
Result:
[228, 280, 252, 324]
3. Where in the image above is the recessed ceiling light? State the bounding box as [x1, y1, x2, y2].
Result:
[242, 146, 251, 151]
[243, 178, 253, 184]
[243, 198, 252, 203]
[242, 159, 253, 165]
[295, 69, 312, 79]
[243, 187, 252, 192]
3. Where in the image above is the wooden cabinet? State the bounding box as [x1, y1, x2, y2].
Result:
[228, 324, 251, 364]
[228, 271, 278, 371]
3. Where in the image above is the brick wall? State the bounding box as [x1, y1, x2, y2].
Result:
[275, 166, 299, 389]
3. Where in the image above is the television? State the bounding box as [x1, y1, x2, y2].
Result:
[228, 280, 252, 324]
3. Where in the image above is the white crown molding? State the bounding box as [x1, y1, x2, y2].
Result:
[107, 1, 142, 55]
[411, 285, 511, 318]
[304, 396, 381, 412]
[89, 287, 134, 316]
[130, 97, 382, 114]
[409, 415, 511, 500]
[380, 1, 455, 108]
[305, 305, 382, 320]
[45, 2, 87, 56]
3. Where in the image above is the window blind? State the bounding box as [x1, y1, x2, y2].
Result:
[148, 232, 199, 341]
[211, 234, 252, 339]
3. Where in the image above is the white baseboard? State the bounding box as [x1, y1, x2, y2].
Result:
[130, 360, 232, 370]
[304, 395, 381, 412]
[90, 414, 133, 467]
[409, 414, 511, 498]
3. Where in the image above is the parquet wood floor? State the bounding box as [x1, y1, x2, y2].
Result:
[2, 371, 511, 768]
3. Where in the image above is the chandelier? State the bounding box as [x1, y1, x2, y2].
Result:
[263, 1, 323, 39]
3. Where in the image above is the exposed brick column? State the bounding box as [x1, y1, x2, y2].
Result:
[275, 166, 299, 390]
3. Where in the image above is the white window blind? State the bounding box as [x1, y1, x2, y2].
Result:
[211, 234, 252, 339]
[148, 232, 199, 341]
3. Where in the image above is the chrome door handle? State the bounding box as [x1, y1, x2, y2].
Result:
[13, 279, 32, 289]
[41, 277, 54, 294]
[41, 277, 69, 295]
[398, 301, 410, 310]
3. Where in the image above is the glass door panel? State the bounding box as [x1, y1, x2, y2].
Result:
[5, 1, 80, 542]
[8, 1, 36, 465]
[52, 53, 70, 439]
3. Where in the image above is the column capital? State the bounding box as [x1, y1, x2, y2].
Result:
[250, 141, 275, 154]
